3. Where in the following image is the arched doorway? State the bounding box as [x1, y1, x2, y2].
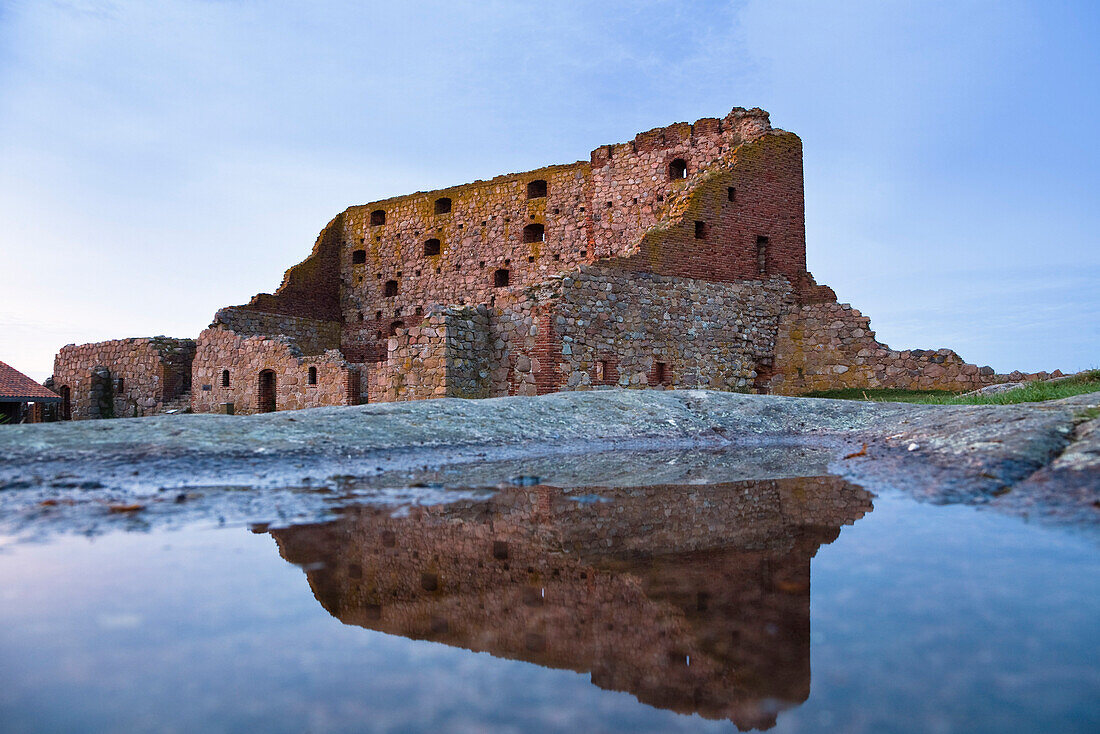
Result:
[258, 370, 276, 413]
[59, 386, 71, 421]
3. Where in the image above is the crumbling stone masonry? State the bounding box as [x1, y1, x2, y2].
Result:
[52, 338, 194, 420]
[51, 106, 1047, 416]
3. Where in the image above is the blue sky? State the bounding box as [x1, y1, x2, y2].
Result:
[1, 0, 1097, 381]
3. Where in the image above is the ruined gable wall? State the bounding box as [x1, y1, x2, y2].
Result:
[768, 303, 1026, 395]
[600, 131, 808, 288]
[234, 212, 345, 321]
[191, 327, 357, 414]
[586, 108, 779, 265]
[53, 337, 195, 419]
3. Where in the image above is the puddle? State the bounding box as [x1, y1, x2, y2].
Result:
[0, 459, 1097, 732]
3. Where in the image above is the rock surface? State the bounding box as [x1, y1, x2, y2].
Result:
[1, 389, 1096, 536]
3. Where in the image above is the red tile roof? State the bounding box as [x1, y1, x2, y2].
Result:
[0, 360, 60, 402]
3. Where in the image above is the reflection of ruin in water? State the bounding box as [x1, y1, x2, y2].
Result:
[270, 476, 873, 731]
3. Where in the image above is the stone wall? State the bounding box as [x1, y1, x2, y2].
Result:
[369, 306, 491, 402]
[53, 337, 195, 420]
[768, 302, 1042, 394]
[213, 307, 341, 355]
[270, 475, 872, 727]
[247, 106, 803, 369]
[192, 327, 358, 414]
[486, 265, 795, 395]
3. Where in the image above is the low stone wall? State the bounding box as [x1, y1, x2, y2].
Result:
[192, 327, 357, 414]
[53, 337, 195, 420]
[370, 307, 491, 402]
[768, 302, 1048, 395]
[497, 265, 796, 395]
[213, 307, 341, 355]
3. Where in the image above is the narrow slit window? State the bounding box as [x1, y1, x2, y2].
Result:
[384, 280, 398, 297]
[493, 269, 510, 287]
[307, 366, 317, 385]
[221, 370, 230, 388]
[669, 158, 687, 180]
[756, 235, 769, 275]
[433, 197, 452, 215]
[352, 249, 366, 264]
[370, 209, 386, 226]
[527, 179, 547, 199]
[727, 187, 736, 202]
[522, 223, 544, 243]
[595, 360, 608, 383]
[694, 220, 706, 239]
[423, 238, 441, 256]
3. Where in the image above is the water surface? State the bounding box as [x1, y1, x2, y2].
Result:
[0, 469, 1097, 733]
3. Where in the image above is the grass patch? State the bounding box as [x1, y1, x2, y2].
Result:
[803, 370, 1100, 406]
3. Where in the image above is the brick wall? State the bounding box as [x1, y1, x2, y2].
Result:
[238, 212, 345, 321]
[53, 337, 195, 420]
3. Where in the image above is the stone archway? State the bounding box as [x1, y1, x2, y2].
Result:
[258, 370, 276, 413]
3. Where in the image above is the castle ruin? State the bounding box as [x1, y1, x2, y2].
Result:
[51, 107, 1039, 418]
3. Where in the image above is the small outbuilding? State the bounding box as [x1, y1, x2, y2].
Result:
[0, 360, 61, 424]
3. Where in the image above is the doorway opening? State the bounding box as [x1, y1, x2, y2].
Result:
[258, 370, 276, 413]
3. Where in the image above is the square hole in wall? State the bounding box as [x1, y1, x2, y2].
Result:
[605, 201, 612, 208]
[553, 208, 560, 214]
[580, 250, 587, 257]
[528, 256, 535, 262]
[414, 269, 421, 276]
[479, 261, 485, 267]
[435, 267, 441, 274]
[553, 254, 560, 261]
[375, 310, 382, 319]
[504, 258, 510, 265]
